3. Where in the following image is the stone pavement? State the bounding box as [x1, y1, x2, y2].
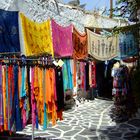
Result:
[16, 98, 140, 140]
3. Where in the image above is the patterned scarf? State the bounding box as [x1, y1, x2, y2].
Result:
[73, 27, 88, 59]
[118, 32, 137, 59]
[0, 9, 20, 53]
[51, 20, 73, 57]
[87, 29, 118, 61]
[20, 13, 54, 56]
[0, 65, 4, 131]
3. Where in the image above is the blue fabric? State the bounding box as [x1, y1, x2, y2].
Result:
[117, 32, 138, 60]
[43, 103, 47, 130]
[36, 105, 38, 129]
[12, 65, 22, 131]
[20, 67, 26, 98]
[0, 9, 20, 53]
[62, 60, 68, 92]
[62, 59, 73, 92]
[66, 60, 73, 90]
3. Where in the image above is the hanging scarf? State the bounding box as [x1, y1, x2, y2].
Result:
[91, 62, 96, 88]
[118, 32, 137, 59]
[31, 67, 36, 128]
[20, 66, 27, 98]
[0, 9, 20, 53]
[51, 20, 73, 57]
[2, 65, 8, 130]
[8, 65, 15, 130]
[62, 60, 68, 92]
[20, 13, 54, 57]
[73, 60, 77, 88]
[87, 29, 118, 61]
[45, 69, 57, 126]
[73, 27, 88, 59]
[0, 65, 4, 131]
[62, 59, 73, 92]
[42, 68, 47, 129]
[10, 65, 22, 131]
[66, 60, 73, 90]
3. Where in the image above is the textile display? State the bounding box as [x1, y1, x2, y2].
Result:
[20, 13, 54, 56]
[118, 32, 137, 59]
[0, 58, 65, 132]
[79, 62, 86, 90]
[72, 27, 88, 59]
[89, 62, 96, 88]
[0, 9, 20, 53]
[55, 68, 64, 112]
[0, 64, 22, 132]
[111, 65, 134, 122]
[62, 59, 73, 92]
[51, 20, 73, 57]
[0, 65, 3, 131]
[87, 29, 118, 61]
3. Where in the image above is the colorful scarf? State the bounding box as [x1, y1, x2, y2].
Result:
[73, 27, 88, 59]
[62, 59, 73, 92]
[0, 9, 20, 53]
[118, 32, 137, 59]
[20, 13, 54, 57]
[51, 20, 73, 57]
[0, 65, 4, 130]
[87, 29, 118, 61]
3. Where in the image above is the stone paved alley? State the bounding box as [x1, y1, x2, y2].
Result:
[15, 98, 140, 140]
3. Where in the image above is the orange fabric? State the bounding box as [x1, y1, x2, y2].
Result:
[18, 67, 22, 108]
[2, 66, 7, 130]
[38, 67, 44, 125]
[73, 27, 88, 60]
[45, 69, 57, 126]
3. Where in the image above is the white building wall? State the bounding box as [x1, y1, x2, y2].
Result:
[0, 0, 127, 33]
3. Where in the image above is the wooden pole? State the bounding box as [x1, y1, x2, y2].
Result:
[110, 0, 113, 18]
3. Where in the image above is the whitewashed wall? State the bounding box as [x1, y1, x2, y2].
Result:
[0, 0, 127, 33]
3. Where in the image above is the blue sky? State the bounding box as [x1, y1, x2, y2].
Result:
[64, 0, 117, 11]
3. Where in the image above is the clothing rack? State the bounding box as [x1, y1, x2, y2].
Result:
[0, 53, 55, 68]
[0, 53, 54, 140]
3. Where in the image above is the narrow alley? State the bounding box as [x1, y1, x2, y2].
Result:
[15, 98, 140, 140]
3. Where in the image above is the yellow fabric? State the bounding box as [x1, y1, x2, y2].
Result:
[20, 13, 54, 57]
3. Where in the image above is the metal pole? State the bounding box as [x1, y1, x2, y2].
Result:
[110, 0, 113, 18]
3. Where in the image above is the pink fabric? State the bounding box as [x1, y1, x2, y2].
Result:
[51, 20, 73, 57]
[31, 68, 36, 127]
[92, 62, 96, 88]
[22, 108, 26, 128]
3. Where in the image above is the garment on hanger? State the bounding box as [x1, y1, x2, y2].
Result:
[0, 56, 65, 132]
